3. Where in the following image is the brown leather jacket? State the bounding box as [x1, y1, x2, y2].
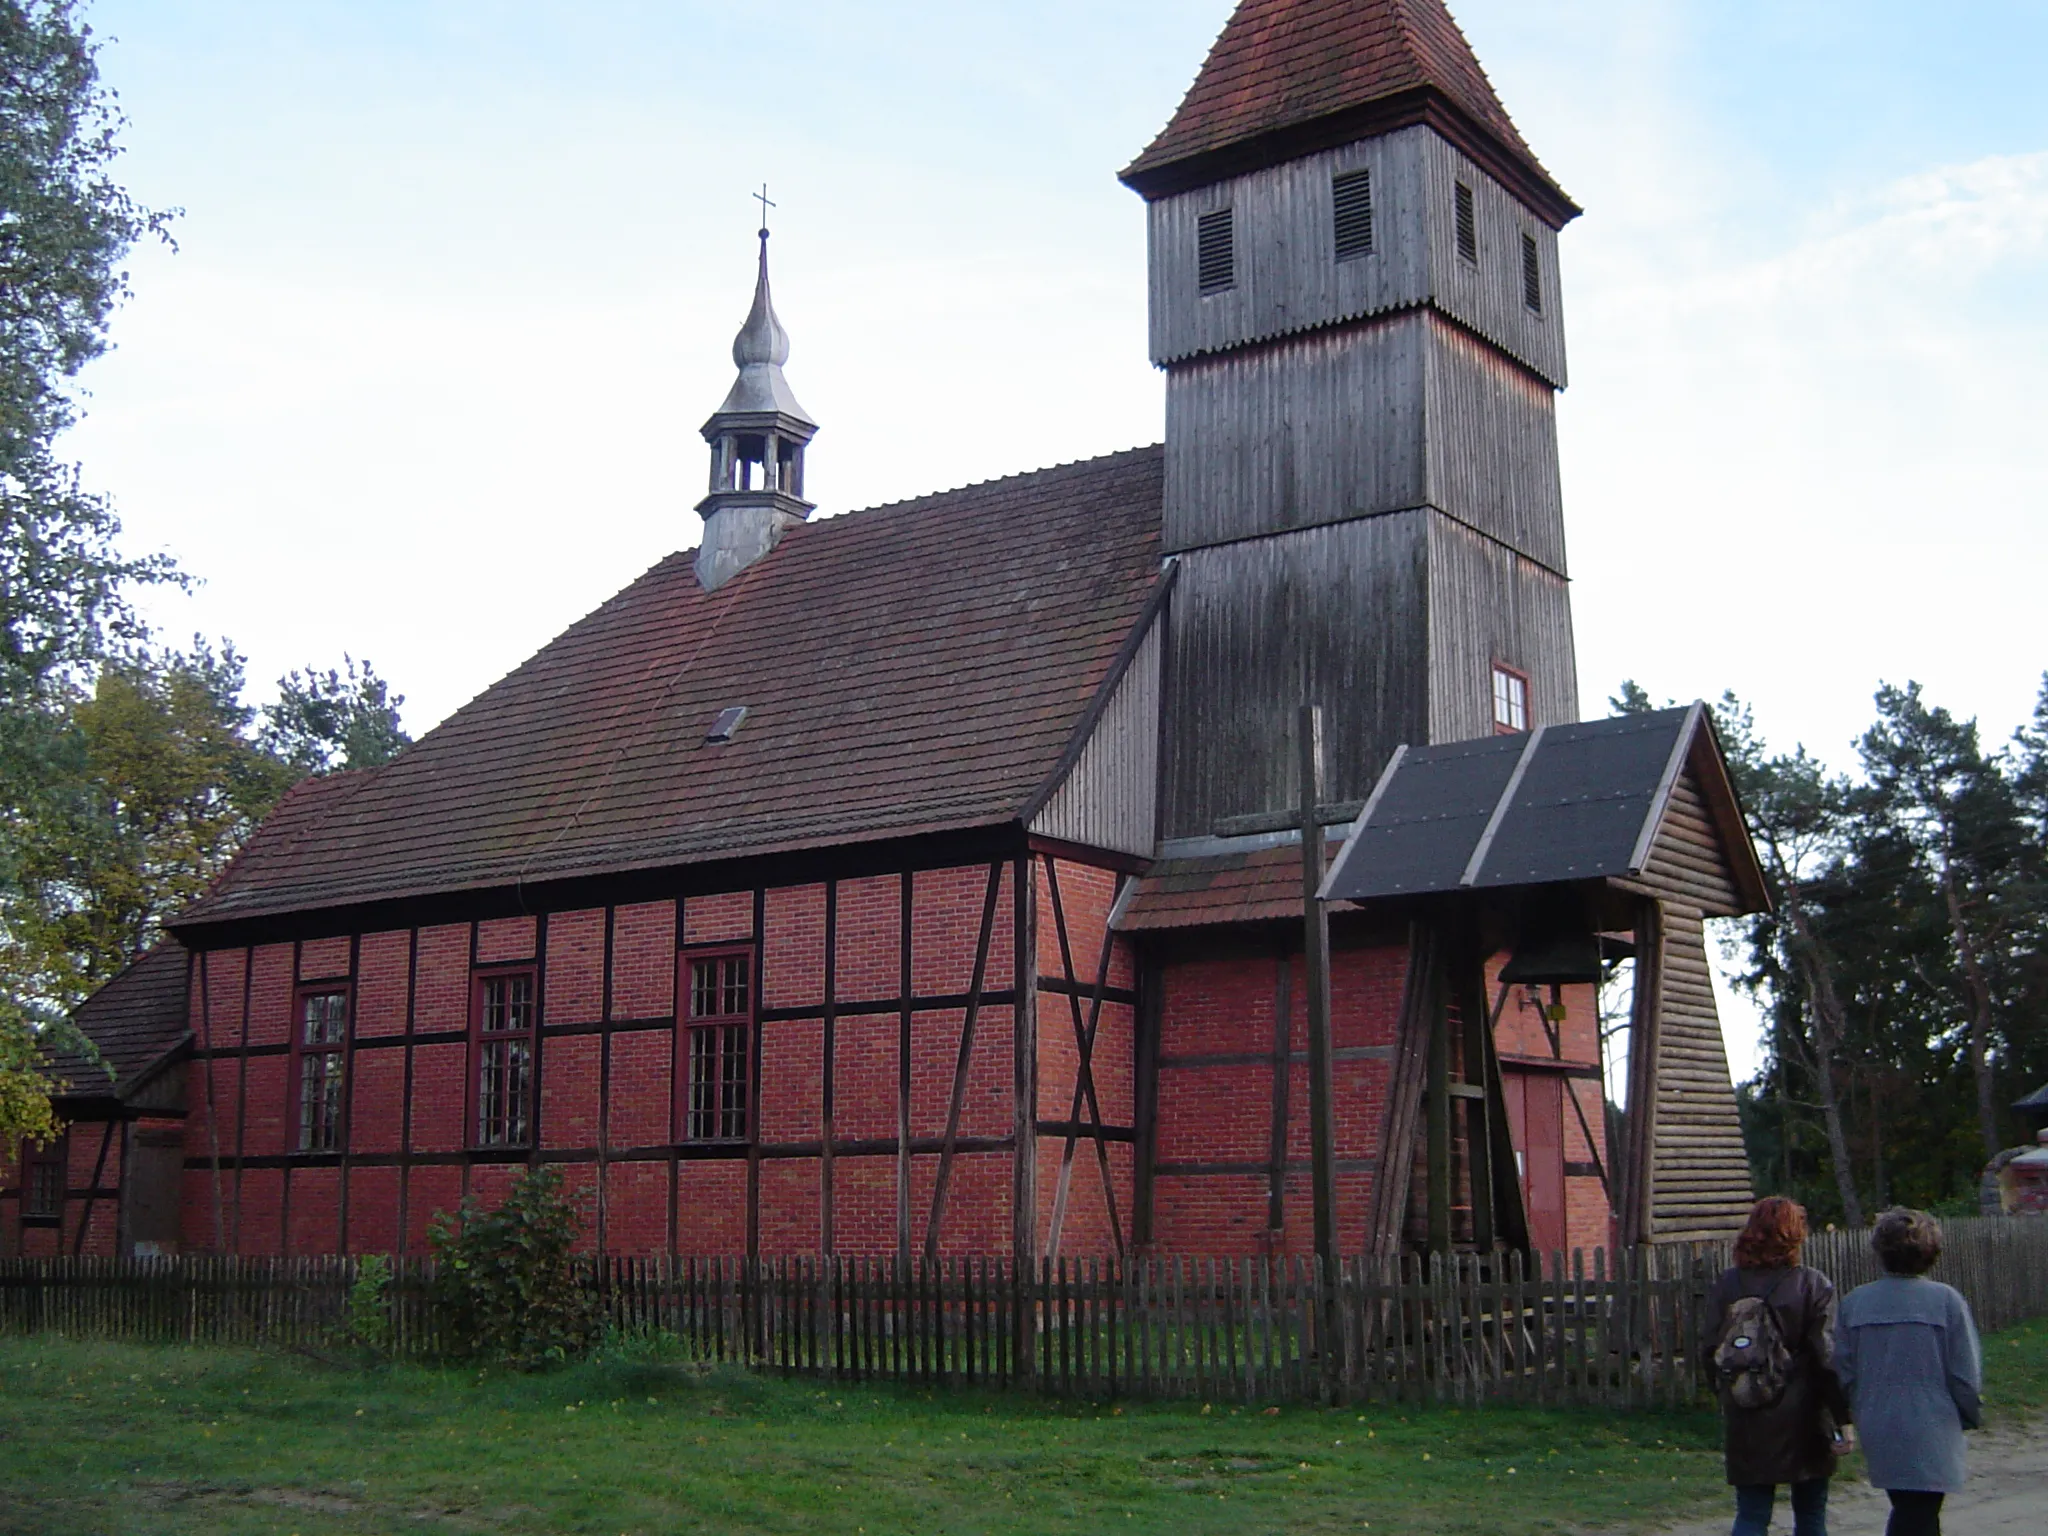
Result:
[1701, 1264, 1852, 1486]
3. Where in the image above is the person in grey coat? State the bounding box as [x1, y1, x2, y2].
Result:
[1837, 1209, 1983, 1536]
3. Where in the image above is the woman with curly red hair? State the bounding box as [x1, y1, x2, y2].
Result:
[1700, 1197, 1853, 1535]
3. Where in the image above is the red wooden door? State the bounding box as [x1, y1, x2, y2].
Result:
[1502, 1069, 1566, 1258]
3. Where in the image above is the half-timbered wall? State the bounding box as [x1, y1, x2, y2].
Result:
[1145, 936, 1609, 1257]
[1, 1119, 133, 1258]
[172, 851, 1135, 1262]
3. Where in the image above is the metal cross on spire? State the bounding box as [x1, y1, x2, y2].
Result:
[753, 183, 776, 239]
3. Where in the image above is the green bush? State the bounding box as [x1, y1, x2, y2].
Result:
[346, 1254, 393, 1354]
[428, 1166, 597, 1369]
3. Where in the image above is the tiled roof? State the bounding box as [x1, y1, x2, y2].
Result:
[1121, 0, 1574, 222]
[175, 447, 1165, 931]
[1118, 838, 1330, 932]
[46, 942, 190, 1103]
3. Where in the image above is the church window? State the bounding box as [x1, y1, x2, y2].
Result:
[680, 950, 751, 1142]
[1492, 664, 1530, 734]
[1196, 207, 1234, 295]
[1333, 168, 1374, 260]
[19, 1135, 65, 1225]
[1522, 232, 1543, 314]
[1455, 182, 1478, 265]
[472, 969, 536, 1148]
[292, 986, 350, 1153]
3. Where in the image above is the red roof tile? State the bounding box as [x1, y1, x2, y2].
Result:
[175, 448, 1165, 931]
[1118, 842, 1314, 931]
[1121, 0, 1575, 224]
[47, 942, 189, 1103]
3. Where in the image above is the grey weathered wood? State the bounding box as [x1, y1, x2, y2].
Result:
[1147, 126, 1565, 389]
[1029, 616, 1163, 858]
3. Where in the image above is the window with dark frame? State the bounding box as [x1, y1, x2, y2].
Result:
[1521, 232, 1543, 313]
[20, 1136, 64, 1224]
[473, 969, 536, 1148]
[1333, 168, 1374, 260]
[293, 987, 349, 1152]
[1454, 181, 1478, 265]
[681, 951, 751, 1142]
[1492, 664, 1530, 734]
[1196, 207, 1234, 295]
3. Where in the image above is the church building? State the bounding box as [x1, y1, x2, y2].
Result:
[10, 0, 1764, 1268]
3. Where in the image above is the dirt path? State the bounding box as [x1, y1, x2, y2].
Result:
[1654, 1421, 2046, 1535]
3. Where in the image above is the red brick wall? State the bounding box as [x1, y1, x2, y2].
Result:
[168, 852, 1139, 1262]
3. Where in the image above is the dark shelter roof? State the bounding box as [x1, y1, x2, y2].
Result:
[1322, 705, 1765, 907]
[2015, 1083, 2048, 1112]
[1120, 0, 1576, 224]
[175, 448, 1165, 934]
[44, 942, 189, 1105]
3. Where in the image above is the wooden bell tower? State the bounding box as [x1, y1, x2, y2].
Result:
[1121, 0, 1585, 837]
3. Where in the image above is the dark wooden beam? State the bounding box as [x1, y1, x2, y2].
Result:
[1299, 705, 1339, 1272]
[1265, 950, 1292, 1239]
[923, 862, 1003, 1261]
[896, 871, 913, 1269]
[1365, 923, 1436, 1257]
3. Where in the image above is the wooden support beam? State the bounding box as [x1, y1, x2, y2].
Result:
[820, 880, 838, 1256]
[1479, 981, 1533, 1256]
[923, 863, 1003, 1262]
[1011, 855, 1039, 1276]
[896, 872, 913, 1269]
[1426, 965, 1452, 1256]
[1131, 958, 1161, 1249]
[1299, 705, 1339, 1272]
[1265, 950, 1292, 1238]
[1366, 923, 1436, 1256]
[1620, 898, 1665, 1246]
[1456, 946, 1496, 1253]
[1043, 859, 1124, 1262]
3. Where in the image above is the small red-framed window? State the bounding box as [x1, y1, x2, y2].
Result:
[677, 949, 752, 1143]
[19, 1135, 66, 1226]
[290, 985, 351, 1153]
[1491, 663, 1530, 734]
[470, 967, 537, 1149]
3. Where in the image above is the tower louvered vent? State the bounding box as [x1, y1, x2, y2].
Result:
[1332, 169, 1374, 261]
[1196, 207, 1234, 295]
[1521, 232, 1543, 313]
[1454, 183, 1477, 265]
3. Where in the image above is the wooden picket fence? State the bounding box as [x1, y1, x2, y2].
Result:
[2, 1216, 2043, 1406]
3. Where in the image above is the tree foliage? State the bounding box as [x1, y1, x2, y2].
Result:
[0, 0, 176, 1146]
[1615, 675, 2048, 1222]
[260, 654, 409, 775]
[429, 1167, 598, 1370]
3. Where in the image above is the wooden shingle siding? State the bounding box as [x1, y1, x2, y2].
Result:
[1147, 129, 1564, 388]
[1648, 905, 1754, 1240]
[1161, 513, 1433, 837]
[1423, 516, 1577, 743]
[1031, 621, 1162, 858]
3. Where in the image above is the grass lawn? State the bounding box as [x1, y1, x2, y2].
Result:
[0, 1318, 2041, 1536]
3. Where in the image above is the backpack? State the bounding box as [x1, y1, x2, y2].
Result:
[1713, 1272, 1797, 1410]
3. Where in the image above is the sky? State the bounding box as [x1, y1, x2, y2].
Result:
[66, 1, 2048, 1079]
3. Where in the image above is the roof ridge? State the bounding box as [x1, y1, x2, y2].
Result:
[815, 442, 1165, 529]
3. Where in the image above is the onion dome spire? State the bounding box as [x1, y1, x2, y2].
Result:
[694, 193, 819, 592]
